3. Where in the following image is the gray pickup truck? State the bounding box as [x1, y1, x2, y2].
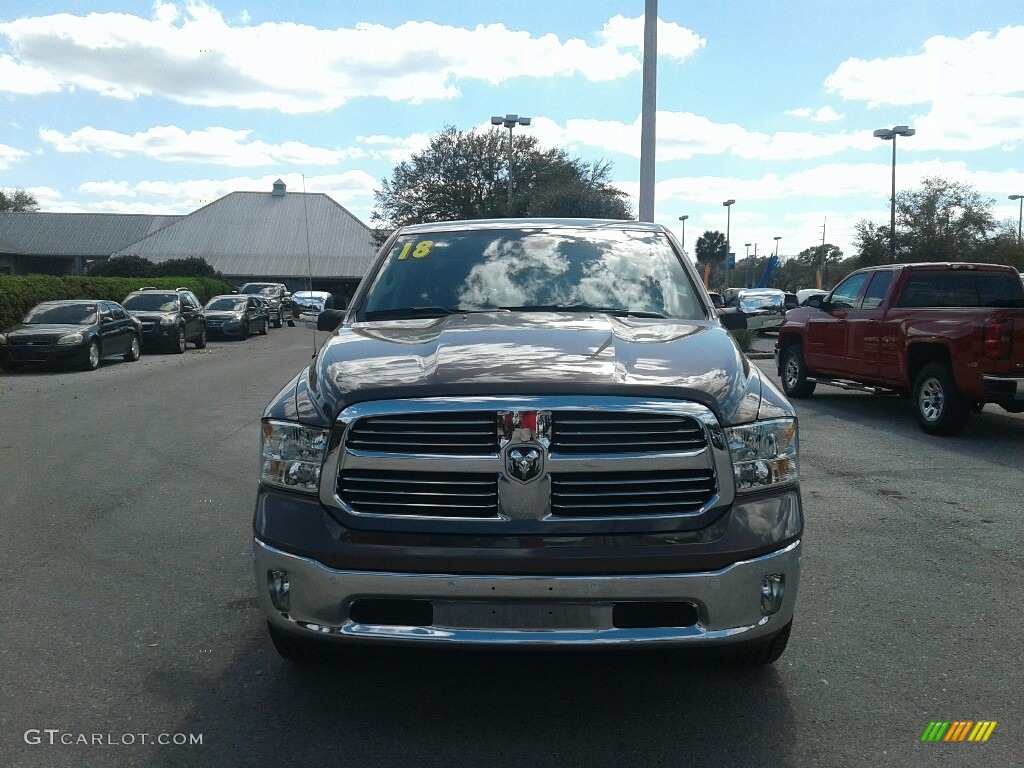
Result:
[253, 218, 803, 666]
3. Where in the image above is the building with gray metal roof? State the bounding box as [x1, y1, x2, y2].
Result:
[0, 212, 182, 275]
[112, 180, 377, 297]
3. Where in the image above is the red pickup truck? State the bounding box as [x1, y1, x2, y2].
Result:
[775, 262, 1024, 435]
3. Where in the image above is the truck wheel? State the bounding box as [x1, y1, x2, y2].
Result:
[726, 620, 792, 666]
[173, 326, 186, 354]
[195, 327, 207, 349]
[913, 363, 970, 436]
[267, 623, 332, 663]
[780, 345, 816, 398]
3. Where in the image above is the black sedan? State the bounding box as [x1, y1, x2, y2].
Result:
[203, 295, 268, 339]
[0, 300, 142, 372]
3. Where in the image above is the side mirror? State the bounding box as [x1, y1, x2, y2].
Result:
[317, 309, 346, 332]
[806, 296, 825, 310]
[717, 307, 747, 331]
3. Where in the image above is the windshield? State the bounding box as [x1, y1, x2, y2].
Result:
[241, 284, 277, 296]
[206, 298, 246, 311]
[739, 293, 784, 312]
[359, 228, 702, 320]
[24, 304, 97, 325]
[123, 293, 179, 312]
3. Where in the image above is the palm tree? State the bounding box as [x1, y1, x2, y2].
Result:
[694, 230, 727, 287]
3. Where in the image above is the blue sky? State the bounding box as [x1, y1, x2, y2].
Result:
[1, 0, 1022, 260]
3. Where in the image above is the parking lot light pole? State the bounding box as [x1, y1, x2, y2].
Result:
[873, 125, 916, 260]
[491, 114, 531, 212]
[1010, 195, 1023, 243]
[678, 215, 689, 251]
[723, 199, 735, 287]
[774, 236, 781, 263]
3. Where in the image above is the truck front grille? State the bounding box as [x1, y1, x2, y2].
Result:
[329, 398, 725, 526]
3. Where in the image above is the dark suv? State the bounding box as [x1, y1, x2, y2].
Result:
[121, 288, 207, 353]
[239, 283, 292, 328]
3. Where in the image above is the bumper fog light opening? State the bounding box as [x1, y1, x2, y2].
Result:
[268, 569, 290, 613]
[761, 573, 784, 616]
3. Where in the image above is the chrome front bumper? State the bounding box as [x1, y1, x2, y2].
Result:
[254, 538, 800, 647]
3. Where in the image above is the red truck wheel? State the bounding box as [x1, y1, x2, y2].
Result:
[913, 363, 970, 436]
[780, 345, 816, 398]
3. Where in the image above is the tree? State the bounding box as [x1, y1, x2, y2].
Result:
[151, 257, 220, 279]
[771, 244, 845, 291]
[856, 177, 999, 265]
[88, 255, 155, 277]
[693, 230, 726, 286]
[0, 188, 39, 212]
[372, 125, 631, 229]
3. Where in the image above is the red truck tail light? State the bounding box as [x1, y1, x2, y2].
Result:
[984, 319, 1013, 359]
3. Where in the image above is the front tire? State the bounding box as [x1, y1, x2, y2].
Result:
[913, 362, 970, 436]
[123, 334, 141, 362]
[194, 327, 207, 349]
[173, 326, 186, 354]
[259, 319, 268, 335]
[780, 344, 816, 398]
[240, 321, 249, 340]
[82, 340, 101, 371]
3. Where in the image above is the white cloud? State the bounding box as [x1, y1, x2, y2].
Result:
[354, 133, 433, 163]
[0, 53, 61, 95]
[75, 170, 378, 209]
[0, 4, 674, 112]
[0, 143, 30, 170]
[598, 15, 705, 60]
[39, 125, 365, 166]
[785, 106, 844, 123]
[562, 112, 871, 162]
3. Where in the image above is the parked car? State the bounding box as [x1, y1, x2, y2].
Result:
[255, 218, 801, 666]
[725, 288, 787, 332]
[795, 288, 827, 306]
[204, 295, 268, 339]
[250, 296, 274, 330]
[291, 290, 334, 319]
[707, 291, 724, 309]
[239, 282, 290, 328]
[777, 262, 1024, 435]
[0, 299, 141, 372]
[121, 287, 206, 353]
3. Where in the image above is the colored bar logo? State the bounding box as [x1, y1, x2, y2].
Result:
[921, 721, 997, 742]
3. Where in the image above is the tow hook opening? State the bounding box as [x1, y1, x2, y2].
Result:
[267, 569, 290, 612]
[612, 601, 699, 629]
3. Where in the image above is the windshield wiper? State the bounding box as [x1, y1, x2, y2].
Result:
[497, 304, 667, 318]
[362, 306, 459, 320]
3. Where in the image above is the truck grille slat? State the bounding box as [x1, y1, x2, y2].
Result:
[346, 412, 497, 455]
[338, 470, 500, 518]
[551, 470, 716, 517]
[551, 413, 705, 454]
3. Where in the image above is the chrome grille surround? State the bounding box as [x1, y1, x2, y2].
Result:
[322, 397, 734, 528]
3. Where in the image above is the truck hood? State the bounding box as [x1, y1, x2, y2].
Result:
[268, 312, 792, 428]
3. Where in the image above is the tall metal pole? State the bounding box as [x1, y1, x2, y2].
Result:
[722, 199, 735, 287]
[507, 126, 514, 209]
[889, 137, 897, 260]
[678, 215, 688, 250]
[638, 0, 657, 221]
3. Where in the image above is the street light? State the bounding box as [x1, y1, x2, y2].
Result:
[744, 243, 752, 287]
[678, 215, 689, 251]
[874, 125, 916, 260]
[723, 199, 735, 287]
[491, 113, 531, 211]
[1010, 194, 1023, 243]
[774, 235, 782, 261]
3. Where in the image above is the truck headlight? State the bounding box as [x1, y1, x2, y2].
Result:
[56, 333, 84, 345]
[261, 420, 328, 494]
[726, 418, 798, 492]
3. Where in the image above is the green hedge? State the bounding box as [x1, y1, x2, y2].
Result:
[0, 275, 233, 330]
